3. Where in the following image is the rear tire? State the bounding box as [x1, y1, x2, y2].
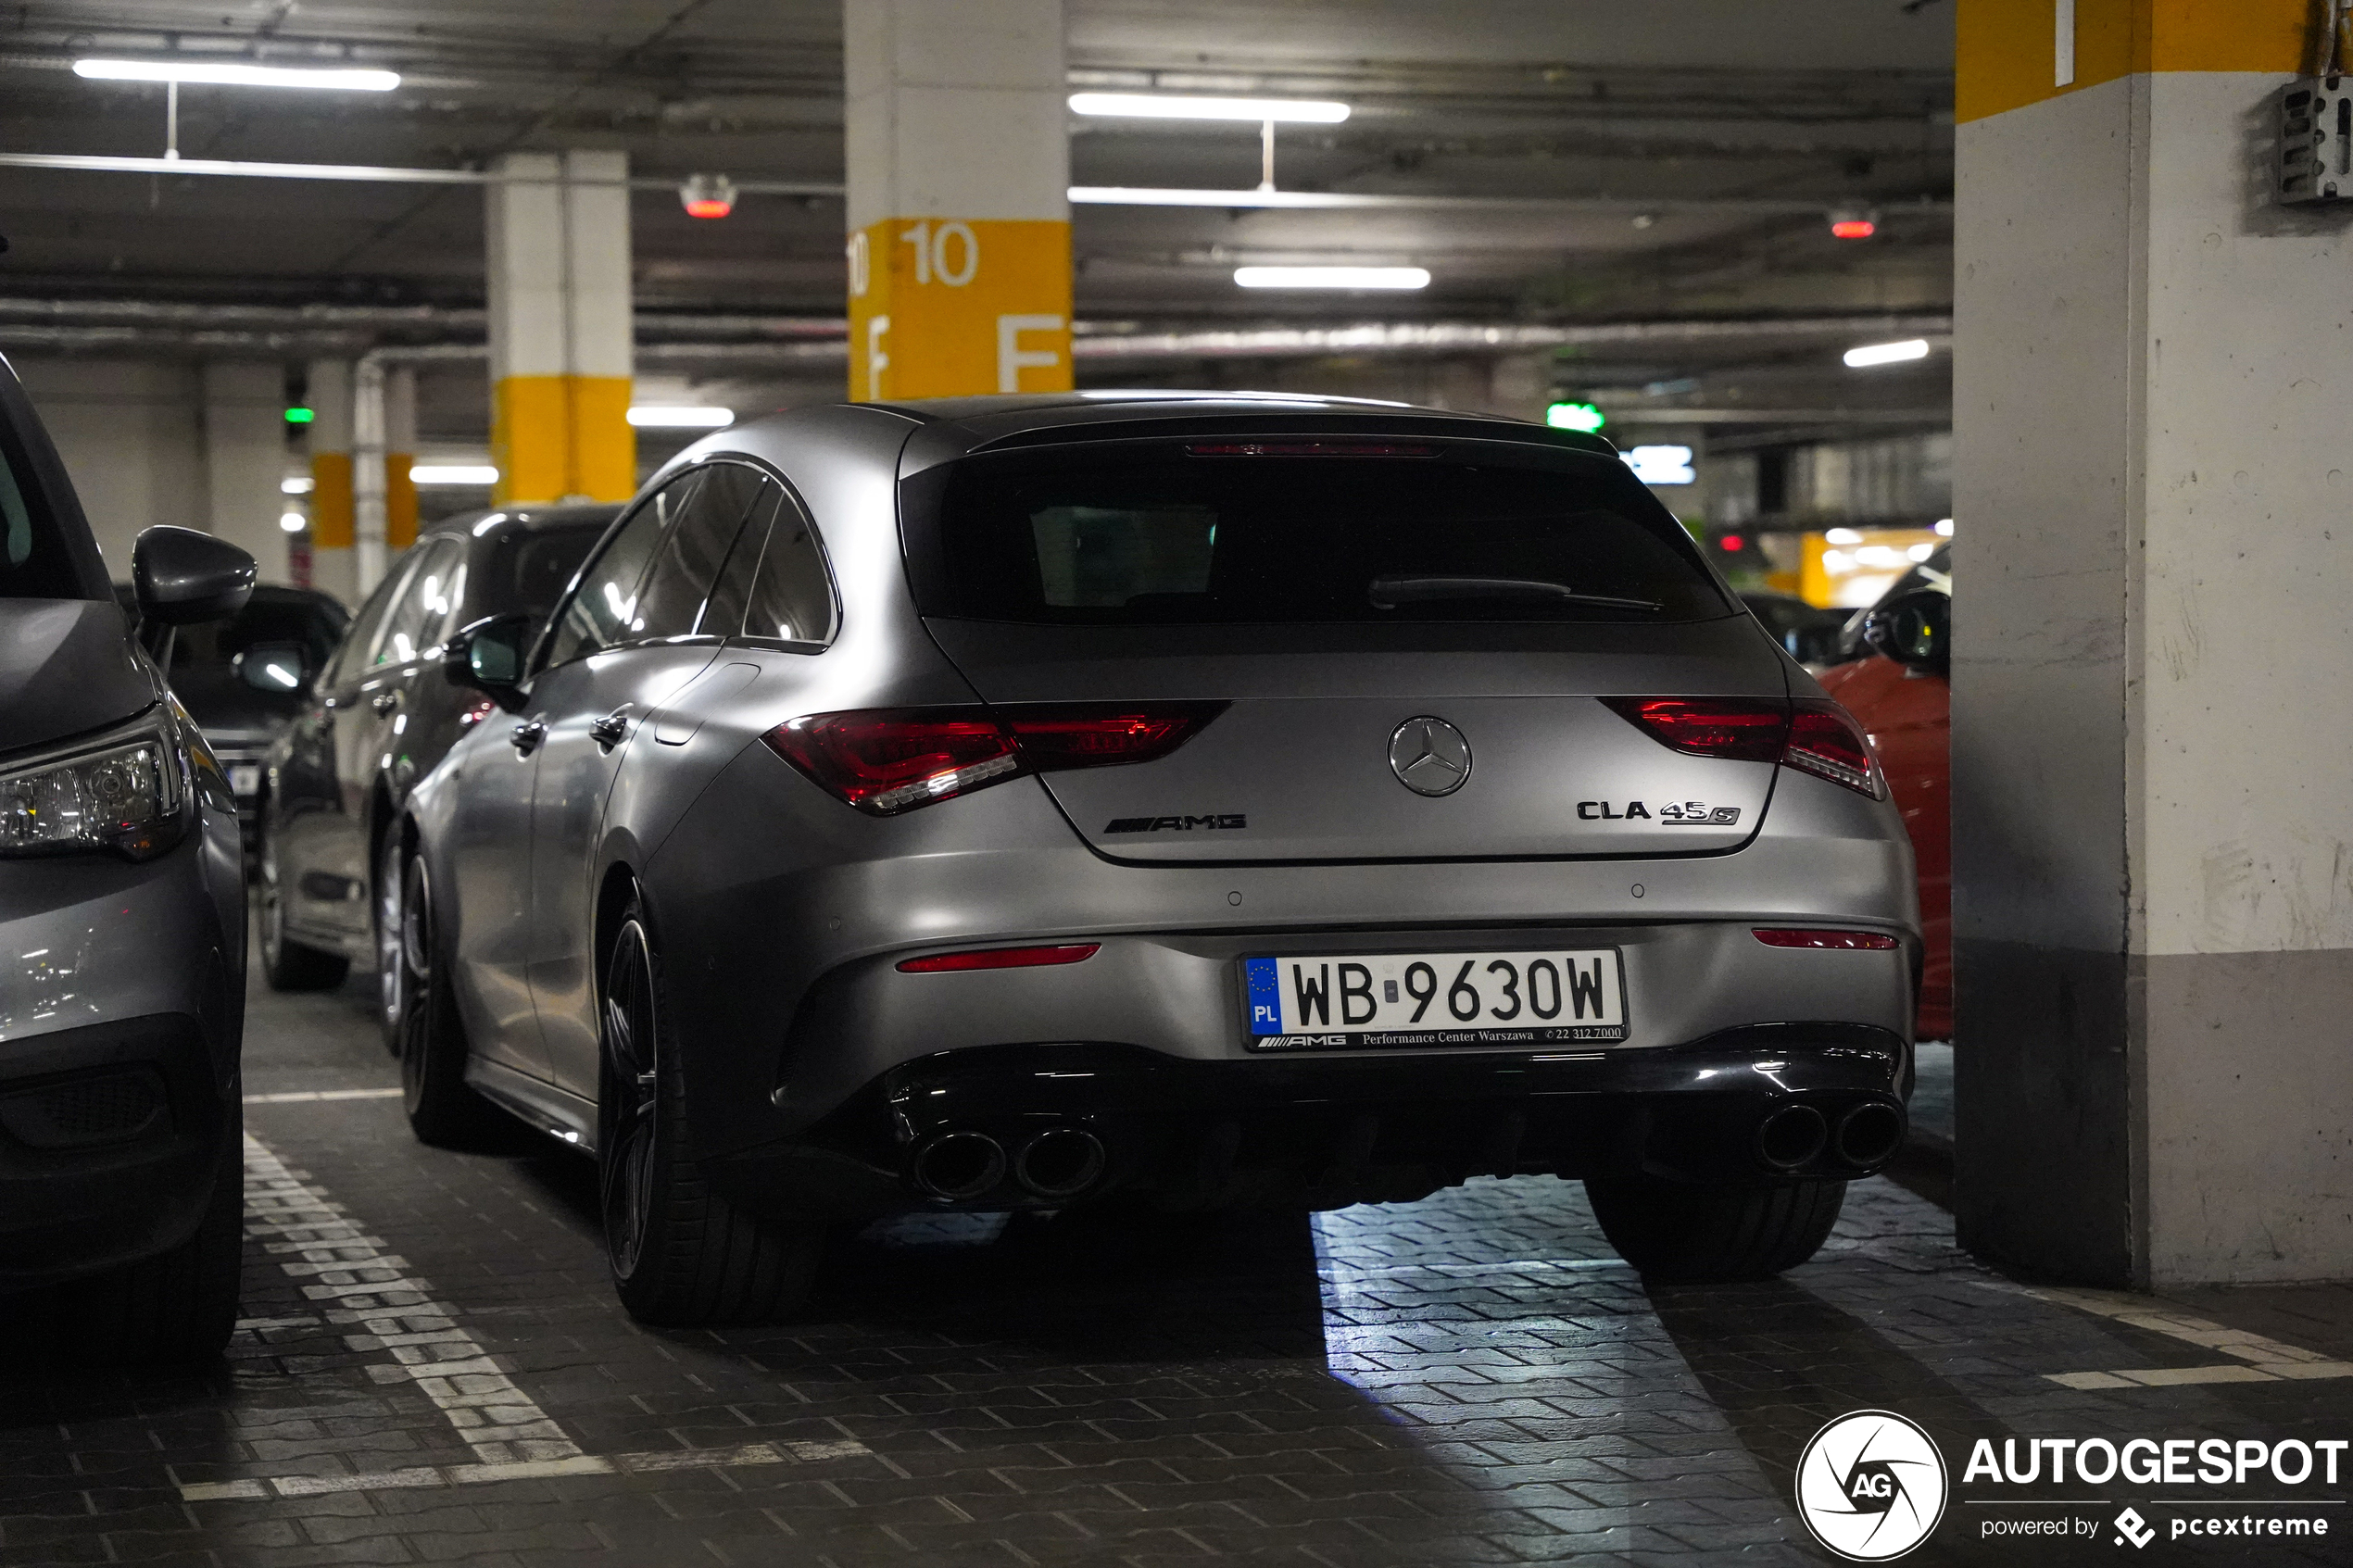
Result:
[598, 896, 822, 1326]
[1584, 1173, 1845, 1282]
[258, 834, 348, 992]
[393, 847, 502, 1147]
[60, 1123, 243, 1361]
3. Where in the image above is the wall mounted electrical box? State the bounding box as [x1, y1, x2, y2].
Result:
[2281, 77, 2353, 204]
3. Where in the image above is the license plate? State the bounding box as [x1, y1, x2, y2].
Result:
[229, 765, 262, 797]
[1243, 948, 1628, 1049]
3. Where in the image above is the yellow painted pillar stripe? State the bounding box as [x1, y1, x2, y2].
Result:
[1959, 0, 2311, 123]
[385, 455, 418, 551]
[309, 451, 354, 549]
[847, 218, 1073, 401]
[492, 375, 635, 506]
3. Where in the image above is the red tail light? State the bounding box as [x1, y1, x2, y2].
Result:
[897, 943, 1101, 973]
[1753, 928, 1900, 950]
[1783, 700, 1880, 796]
[1603, 695, 1882, 797]
[1601, 696, 1788, 762]
[764, 704, 1227, 815]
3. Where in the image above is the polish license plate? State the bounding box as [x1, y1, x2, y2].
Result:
[1243, 948, 1628, 1049]
[229, 765, 262, 797]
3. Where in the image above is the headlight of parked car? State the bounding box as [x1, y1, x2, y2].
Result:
[0, 709, 189, 860]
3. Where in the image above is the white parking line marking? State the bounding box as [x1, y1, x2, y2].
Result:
[245, 1087, 405, 1103]
[178, 1440, 871, 1502]
[1982, 1282, 2353, 1388]
[190, 1135, 874, 1505]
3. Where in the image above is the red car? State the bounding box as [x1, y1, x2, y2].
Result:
[1817, 546, 1950, 1039]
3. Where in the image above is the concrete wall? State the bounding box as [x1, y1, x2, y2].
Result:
[1954, 69, 2353, 1285]
[15, 356, 294, 586]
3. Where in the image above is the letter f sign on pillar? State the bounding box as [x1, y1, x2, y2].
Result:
[842, 0, 1074, 400]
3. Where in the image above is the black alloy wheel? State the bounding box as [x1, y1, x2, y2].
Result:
[596, 894, 822, 1325]
[393, 847, 497, 1146]
[258, 829, 346, 991]
[375, 833, 407, 1053]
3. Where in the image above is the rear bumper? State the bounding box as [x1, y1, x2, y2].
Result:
[711, 1022, 1908, 1221]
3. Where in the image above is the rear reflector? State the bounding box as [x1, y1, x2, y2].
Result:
[1184, 441, 1439, 458]
[1603, 695, 1884, 798]
[1752, 928, 1900, 950]
[765, 704, 1227, 815]
[897, 944, 1101, 973]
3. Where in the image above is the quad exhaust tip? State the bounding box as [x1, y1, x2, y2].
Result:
[1755, 1103, 1829, 1172]
[1833, 1102, 1906, 1169]
[1014, 1126, 1106, 1200]
[912, 1131, 1006, 1200]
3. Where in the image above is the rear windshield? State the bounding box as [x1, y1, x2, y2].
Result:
[908, 441, 1730, 624]
[480, 523, 608, 621]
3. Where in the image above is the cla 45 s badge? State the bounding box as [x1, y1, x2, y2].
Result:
[1104, 814, 1248, 833]
[1577, 800, 1742, 824]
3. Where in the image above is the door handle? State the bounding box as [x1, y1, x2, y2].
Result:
[371, 691, 400, 716]
[588, 710, 630, 750]
[509, 720, 547, 755]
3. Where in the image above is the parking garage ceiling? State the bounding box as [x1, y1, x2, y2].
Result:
[0, 0, 1956, 425]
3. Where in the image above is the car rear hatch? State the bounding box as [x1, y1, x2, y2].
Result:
[901, 431, 1796, 863]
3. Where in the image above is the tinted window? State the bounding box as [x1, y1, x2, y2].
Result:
[540, 476, 698, 669]
[0, 409, 86, 599]
[374, 539, 461, 667]
[322, 558, 415, 688]
[705, 482, 837, 646]
[631, 463, 767, 640]
[912, 442, 1729, 625]
[480, 524, 607, 624]
[170, 591, 348, 674]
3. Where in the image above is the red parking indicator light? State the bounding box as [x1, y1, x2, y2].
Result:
[1831, 217, 1877, 240]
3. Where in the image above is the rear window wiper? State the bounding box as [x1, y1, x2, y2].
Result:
[1367, 575, 1662, 613]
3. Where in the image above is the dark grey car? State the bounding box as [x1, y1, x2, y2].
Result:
[396, 393, 1920, 1326]
[257, 505, 612, 1032]
[0, 352, 257, 1359]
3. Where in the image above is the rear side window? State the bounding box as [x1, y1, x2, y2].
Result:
[539, 475, 699, 669]
[909, 441, 1730, 625]
[629, 462, 769, 640]
[703, 481, 837, 646]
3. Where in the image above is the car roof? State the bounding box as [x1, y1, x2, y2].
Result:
[420, 503, 623, 544]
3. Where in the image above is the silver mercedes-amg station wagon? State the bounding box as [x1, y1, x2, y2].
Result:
[396, 393, 1919, 1324]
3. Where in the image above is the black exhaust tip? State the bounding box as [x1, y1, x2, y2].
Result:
[1014, 1126, 1106, 1200]
[1834, 1102, 1906, 1169]
[1755, 1103, 1830, 1171]
[911, 1131, 1006, 1200]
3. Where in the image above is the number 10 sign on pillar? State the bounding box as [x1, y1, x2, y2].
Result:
[847, 217, 1073, 400]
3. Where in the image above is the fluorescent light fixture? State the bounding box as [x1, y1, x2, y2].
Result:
[75, 58, 401, 91]
[1823, 526, 1865, 546]
[280, 475, 313, 495]
[1843, 337, 1931, 369]
[1626, 445, 1696, 486]
[1234, 265, 1429, 290]
[1069, 93, 1348, 124]
[278, 510, 307, 533]
[409, 464, 497, 485]
[1934, 518, 1955, 537]
[626, 405, 735, 429]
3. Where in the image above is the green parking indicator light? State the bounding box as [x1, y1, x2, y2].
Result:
[283, 406, 316, 424]
[1546, 401, 1604, 433]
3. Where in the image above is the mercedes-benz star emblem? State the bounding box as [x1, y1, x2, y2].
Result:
[1388, 716, 1472, 797]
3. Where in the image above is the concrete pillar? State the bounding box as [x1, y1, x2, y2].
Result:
[353, 358, 388, 596]
[306, 358, 356, 606]
[486, 149, 635, 506]
[1953, 0, 2349, 1284]
[843, 0, 1073, 400]
[196, 361, 288, 581]
[384, 363, 419, 553]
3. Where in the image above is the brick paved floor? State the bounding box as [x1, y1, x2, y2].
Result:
[3, 970, 2347, 1566]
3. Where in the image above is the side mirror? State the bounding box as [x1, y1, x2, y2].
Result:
[447, 612, 533, 711]
[1862, 589, 1949, 676]
[234, 642, 311, 695]
[132, 526, 257, 627]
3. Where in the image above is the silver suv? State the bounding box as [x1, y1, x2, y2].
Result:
[396, 393, 1920, 1324]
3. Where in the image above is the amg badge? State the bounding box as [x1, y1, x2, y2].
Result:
[1103, 814, 1248, 834]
